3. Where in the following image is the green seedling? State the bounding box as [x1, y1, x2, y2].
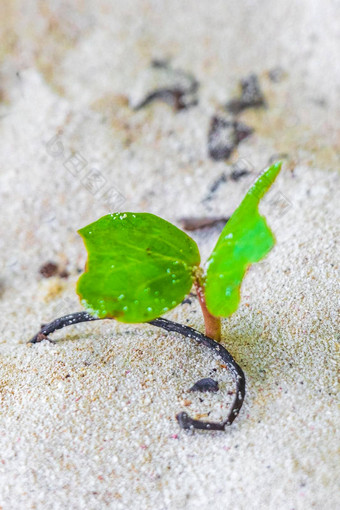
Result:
[77, 161, 282, 339]
[30, 161, 282, 432]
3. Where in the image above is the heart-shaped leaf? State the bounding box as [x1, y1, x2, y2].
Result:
[77, 213, 200, 322]
[204, 161, 282, 318]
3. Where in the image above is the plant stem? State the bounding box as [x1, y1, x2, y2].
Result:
[28, 312, 245, 432]
[195, 278, 221, 342]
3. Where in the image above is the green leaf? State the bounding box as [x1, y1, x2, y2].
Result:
[204, 161, 282, 318]
[77, 213, 200, 323]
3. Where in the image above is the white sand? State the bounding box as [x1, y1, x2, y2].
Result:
[0, 1, 339, 509]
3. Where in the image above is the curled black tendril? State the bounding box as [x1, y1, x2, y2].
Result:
[29, 312, 245, 432]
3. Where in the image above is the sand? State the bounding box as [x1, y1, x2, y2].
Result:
[0, 1, 339, 509]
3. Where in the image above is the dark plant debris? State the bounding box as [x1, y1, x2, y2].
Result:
[208, 116, 253, 161]
[203, 165, 251, 203]
[209, 173, 227, 193]
[226, 74, 266, 114]
[29, 312, 245, 431]
[34, 332, 55, 344]
[189, 377, 219, 393]
[202, 173, 227, 203]
[179, 216, 229, 231]
[231, 168, 251, 181]
[130, 60, 199, 112]
[39, 262, 69, 279]
[39, 262, 58, 278]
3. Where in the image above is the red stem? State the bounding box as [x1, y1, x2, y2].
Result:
[195, 278, 221, 342]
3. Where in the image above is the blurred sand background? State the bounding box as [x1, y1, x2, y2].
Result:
[0, 1, 339, 509]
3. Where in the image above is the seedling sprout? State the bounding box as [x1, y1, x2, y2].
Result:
[29, 161, 282, 432]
